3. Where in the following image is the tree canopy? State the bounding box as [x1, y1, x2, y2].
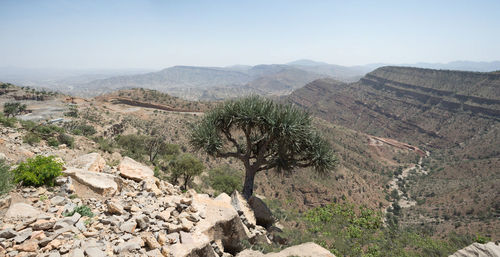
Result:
[190, 95, 337, 199]
[3, 102, 27, 117]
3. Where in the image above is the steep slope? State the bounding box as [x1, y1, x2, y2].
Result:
[288, 66, 500, 239]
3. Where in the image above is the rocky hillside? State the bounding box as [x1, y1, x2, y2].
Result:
[288, 66, 500, 239]
[0, 151, 335, 257]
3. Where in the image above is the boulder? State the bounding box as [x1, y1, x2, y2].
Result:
[68, 249, 85, 257]
[449, 242, 500, 257]
[214, 193, 231, 204]
[13, 228, 32, 244]
[0, 228, 17, 239]
[67, 153, 106, 172]
[248, 196, 274, 228]
[118, 157, 154, 181]
[84, 247, 106, 257]
[64, 168, 118, 196]
[13, 239, 39, 252]
[107, 201, 125, 215]
[237, 242, 335, 257]
[169, 193, 249, 257]
[231, 191, 257, 228]
[5, 203, 43, 219]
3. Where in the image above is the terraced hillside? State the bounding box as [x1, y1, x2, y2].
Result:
[288, 66, 500, 239]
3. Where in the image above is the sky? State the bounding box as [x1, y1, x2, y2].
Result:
[1, 0, 499, 69]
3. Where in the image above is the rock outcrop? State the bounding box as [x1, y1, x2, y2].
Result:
[449, 242, 500, 257]
[118, 157, 155, 181]
[248, 196, 274, 228]
[66, 153, 106, 172]
[63, 168, 118, 197]
[237, 242, 335, 257]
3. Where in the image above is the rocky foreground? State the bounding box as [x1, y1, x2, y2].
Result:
[0, 153, 334, 257]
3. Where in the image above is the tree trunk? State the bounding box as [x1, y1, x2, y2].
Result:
[242, 169, 256, 200]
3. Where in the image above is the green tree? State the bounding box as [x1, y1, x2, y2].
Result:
[190, 96, 337, 199]
[170, 154, 204, 190]
[3, 102, 27, 117]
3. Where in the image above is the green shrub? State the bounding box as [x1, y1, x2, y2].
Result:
[93, 136, 115, 153]
[64, 106, 78, 117]
[0, 159, 13, 195]
[63, 205, 94, 217]
[116, 134, 147, 161]
[57, 133, 74, 148]
[70, 123, 96, 136]
[0, 113, 16, 127]
[47, 137, 60, 147]
[208, 165, 243, 195]
[12, 155, 63, 187]
[474, 234, 491, 244]
[20, 120, 37, 130]
[35, 124, 64, 136]
[23, 132, 41, 145]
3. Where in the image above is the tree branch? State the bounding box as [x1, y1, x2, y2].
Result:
[216, 151, 241, 159]
[222, 129, 242, 153]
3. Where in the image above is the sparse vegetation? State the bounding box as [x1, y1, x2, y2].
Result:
[0, 159, 13, 195]
[0, 113, 16, 127]
[208, 165, 243, 195]
[63, 205, 94, 218]
[12, 155, 63, 187]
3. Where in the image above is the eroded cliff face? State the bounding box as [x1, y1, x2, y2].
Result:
[288, 66, 500, 240]
[289, 66, 500, 152]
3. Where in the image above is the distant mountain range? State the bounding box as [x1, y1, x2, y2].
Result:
[1, 60, 499, 100]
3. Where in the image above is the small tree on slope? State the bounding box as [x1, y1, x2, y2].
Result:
[190, 95, 337, 199]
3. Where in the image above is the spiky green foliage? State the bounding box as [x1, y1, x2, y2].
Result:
[12, 155, 63, 187]
[190, 95, 336, 198]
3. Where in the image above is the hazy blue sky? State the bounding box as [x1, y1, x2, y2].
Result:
[1, 0, 499, 69]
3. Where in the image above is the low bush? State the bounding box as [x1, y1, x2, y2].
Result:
[20, 120, 37, 130]
[0, 159, 13, 195]
[66, 121, 96, 136]
[12, 155, 63, 187]
[23, 132, 41, 145]
[57, 133, 74, 148]
[208, 165, 243, 195]
[115, 134, 147, 161]
[63, 205, 94, 217]
[93, 136, 115, 153]
[0, 113, 16, 127]
[47, 137, 60, 147]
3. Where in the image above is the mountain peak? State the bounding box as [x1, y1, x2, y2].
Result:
[287, 59, 329, 66]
